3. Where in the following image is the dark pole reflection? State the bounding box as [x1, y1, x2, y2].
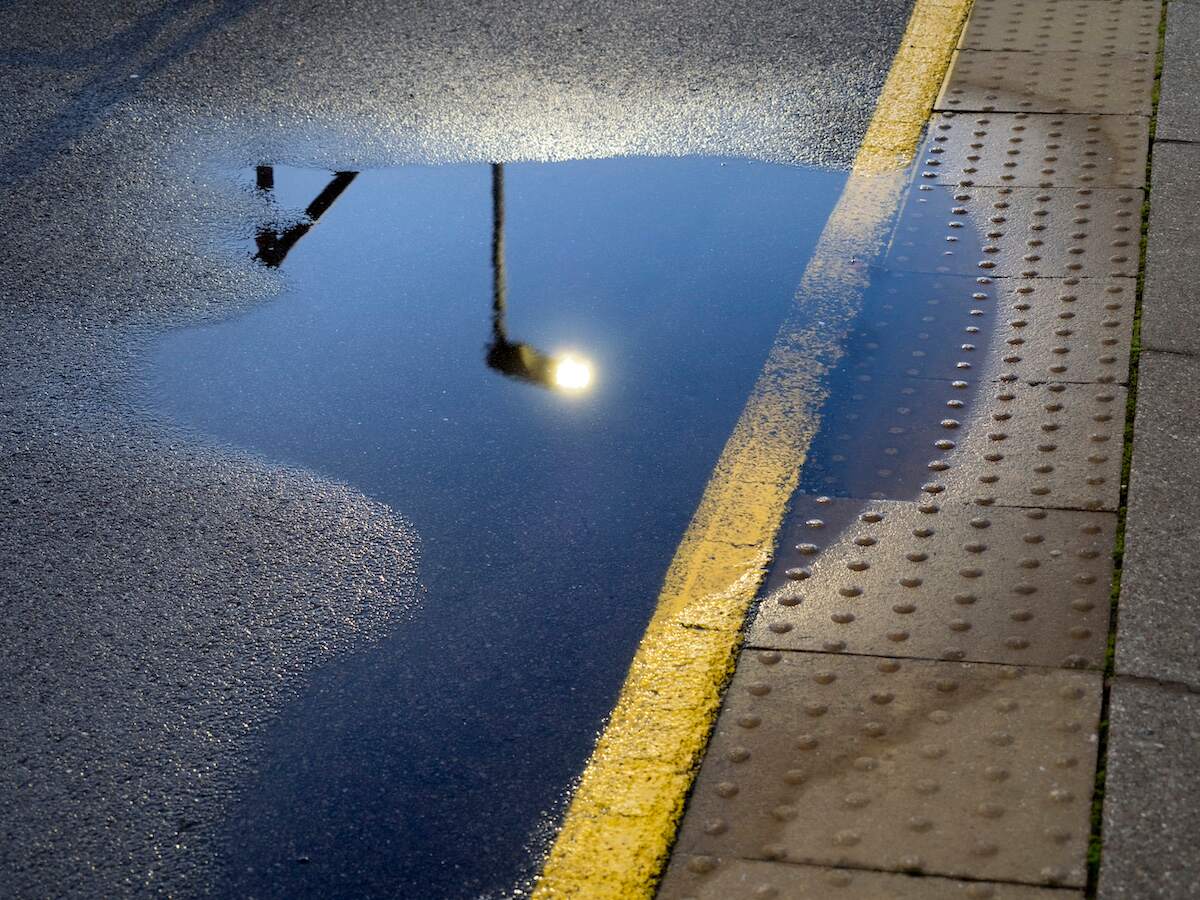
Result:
[255, 164, 274, 192]
[485, 163, 551, 385]
[253, 166, 358, 268]
[490, 162, 507, 347]
[485, 163, 593, 392]
[250, 161, 591, 390]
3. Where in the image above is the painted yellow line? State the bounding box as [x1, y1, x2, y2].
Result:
[533, 2, 973, 896]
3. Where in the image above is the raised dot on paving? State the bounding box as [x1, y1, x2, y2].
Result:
[751, 496, 1113, 668]
[672, 652, 1101, 888]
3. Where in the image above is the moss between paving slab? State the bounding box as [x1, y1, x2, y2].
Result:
[1085, 2, 1168, 894]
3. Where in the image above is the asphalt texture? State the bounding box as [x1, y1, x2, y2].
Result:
[0, 1, 916, 896]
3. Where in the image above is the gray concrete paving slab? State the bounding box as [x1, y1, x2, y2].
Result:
[989, 277, 1135, 385]
[750, 496, 1114, 668]
[1142, 141, 1200, 356]
[673, 651, 1102, 887]
[1114, 350, 1200, 687]
[1157, 1, 1200, 142]
[793, 375, 1128, 511]
[958, 0, 1160, 55]
[873, 273, 1139, 390]
[888, 186, 1143, 279]
[833, 267, 1130, 388]
[833, 266, 997, 384]
[921, 112, 1148, 189]
[1097, 679, 1200, 900]
[936, 50, 1156, 116]
[660, 855, 1082, 899]
[945, 380, 1127, 512]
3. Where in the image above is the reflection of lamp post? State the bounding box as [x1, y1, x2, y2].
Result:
[253, 166, 358, 268]
[485, 163, 594, 393]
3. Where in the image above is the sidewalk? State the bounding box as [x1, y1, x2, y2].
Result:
[658, 0, 1198, 897]
[1099, 1, 1200, 897]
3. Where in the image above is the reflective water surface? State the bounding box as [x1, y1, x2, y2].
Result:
[146, 157, 846, 897]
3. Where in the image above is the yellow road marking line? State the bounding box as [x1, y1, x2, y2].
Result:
[533, 2, 972, 895]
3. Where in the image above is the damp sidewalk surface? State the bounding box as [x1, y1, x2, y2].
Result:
[1101, 1, 1200, 898]
[662, 1, 1200, 899]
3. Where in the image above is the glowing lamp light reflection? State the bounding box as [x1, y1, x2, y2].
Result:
[552, 354, 594, 392]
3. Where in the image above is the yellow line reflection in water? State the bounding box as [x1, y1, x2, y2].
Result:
[534, 2, 972, 895]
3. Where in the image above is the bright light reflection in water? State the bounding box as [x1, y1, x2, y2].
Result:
[552, 354, 593, 392]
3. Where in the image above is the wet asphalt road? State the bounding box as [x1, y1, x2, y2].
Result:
[0, 1, 916, 896]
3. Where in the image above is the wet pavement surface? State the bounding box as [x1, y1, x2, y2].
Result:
[6, 0, 1178, 895]
[0, 1, 921, 896]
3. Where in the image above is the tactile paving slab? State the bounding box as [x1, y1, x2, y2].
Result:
[798, 375, 975, 502]
[800, 356, 1126, 510]
[660, 854, 1081, 899]
[674, 652, 1101, 887]
[750, 496, 1113, 668]
[958, 0, 1160, 55]
[935, 50, 1155, 115]
[834, 270, 1134, 387]
[885, 182, 981, 278]
[946, 380, 1125, 511]
[837, 268, 996, 382]
[921, 112, 1148, 188]
[989, 277, 1134, 385]
[888, 185, 1143, 278]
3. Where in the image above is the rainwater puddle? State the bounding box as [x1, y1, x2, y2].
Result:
[145, 156, 849, 898]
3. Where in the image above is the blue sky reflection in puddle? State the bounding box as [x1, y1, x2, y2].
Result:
[146, 156, 845, 898]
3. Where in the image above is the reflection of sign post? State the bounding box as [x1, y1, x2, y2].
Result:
[485, 163, 593, 393]
[253, 166, 358, 268]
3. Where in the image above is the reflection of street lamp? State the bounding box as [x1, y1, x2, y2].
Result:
[252, 162, 594, 392]
[486, 163, 594, 393]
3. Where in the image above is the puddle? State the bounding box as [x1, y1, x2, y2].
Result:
[145, 156, 847, 897]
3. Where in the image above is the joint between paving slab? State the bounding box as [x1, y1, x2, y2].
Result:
[956, 48, 1156, 57]
[935, 108, 1152, 119]
[967, 499, 1120, 514]
[1135, 344, 1197, 359]
[1111, 672, 1200, 696]
[741, 642, 1105, 674]
[789, 492, 1122, 516]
